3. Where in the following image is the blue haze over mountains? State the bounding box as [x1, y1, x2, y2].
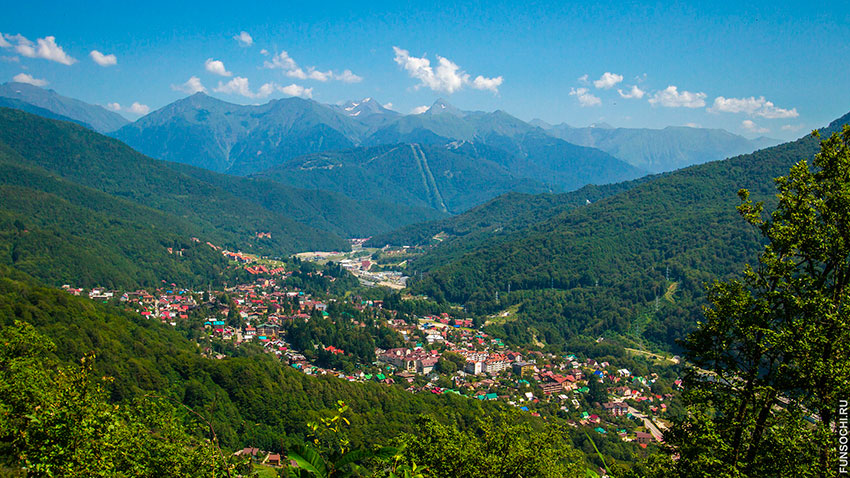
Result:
[0, 81, 779, 216]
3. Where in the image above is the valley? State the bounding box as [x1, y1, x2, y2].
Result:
[0, 30, 846, 475]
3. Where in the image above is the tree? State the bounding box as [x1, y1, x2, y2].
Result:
[587, 377, 608, 405]
[435, 357, 457, 375]
[661, 127, 850, 476]
[393, 414, 586, 478]
[286, 401, 396, 478]
[0, 321, 238, 477]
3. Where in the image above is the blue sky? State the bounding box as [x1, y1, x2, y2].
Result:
[1, 0, 848, 140]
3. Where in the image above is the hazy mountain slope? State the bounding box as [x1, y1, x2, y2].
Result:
[411, 111, 850, 350]
[366, 176, 656, 248]
[0, 96, 95, 129]
[169, 161, 448, 237]
[112, 92, 366, 175]
[329, 97, 400, 129]
[0, 144, 235, 288]
[0, 107, 349, 255]
[256, 142, 552, 213]
[0, 82, 128, 133]
[539, 122, 782, 173]
[365, 101, 646, 191]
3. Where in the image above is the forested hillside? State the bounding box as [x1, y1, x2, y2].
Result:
[0, 108, 350, 257]
[167, 161, 447, 238]
[0, 143, 248, 288]
[411, 112, 850, 351]
[256, 142, 550, 213]
[366, 175, 655, 248]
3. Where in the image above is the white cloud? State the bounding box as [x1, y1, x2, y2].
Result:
[287, 67, 332, 82]
[472, 75, 503, 93]
[759, 102, 799, 119]
[264, 51, 297, 70]
[336, 69, 363, 83]
[741, 119, 769, 134]
[260, 48, 269, 56]
[2, 34, 76, 65]
[577, 74, 589, 85]
[593, 72, 623, 89]
[264, 50, 358, 84]
[12, 72, 47, 86]
[410, 105, 429, 114]
[205, 58, 232, 77]
[617, 85, 645, 99]
[277, 83, 313, 99]
[234, 31, 253, 47]
[171, 76, 206, 94]
[569, 87, 601, 107]
[105, 102, 150, 115]
[649, 85, 706, 108]
[128, 102, 150, 115]
[781, 124, 803, 132]
[0, 34, 10, 48]
[256, 82, 276, 98]
[709, 96, 798, 119]
[89, 50, 117, 66]
[383, 102, 394, 110]
[684, 122, 702, 128]
[392, 46, 502, 94]
[214, 76, 276, 99]
[1, 56, 19, 62]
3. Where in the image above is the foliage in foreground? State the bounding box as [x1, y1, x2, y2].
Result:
[639, 127, 850, 476]
[0, 321, 243, 477]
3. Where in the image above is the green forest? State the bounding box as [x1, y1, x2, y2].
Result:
[405, 113, 850, 352]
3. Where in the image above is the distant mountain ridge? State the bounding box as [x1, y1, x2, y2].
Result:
[3, 83, 782, 217]
[112, 92, 368, 175]
[0, 108, 449, 282]
[0, 82, 128, 133]
[329, 97, 400, 129]
[534, 120, 781, 173]
[111, 94, 645, 209]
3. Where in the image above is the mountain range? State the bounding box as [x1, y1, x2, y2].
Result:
[0, 82, 782, 219]
[533, 119, 780, 173]
[0, 82, 128, 133]
[0, 107, 446, 288]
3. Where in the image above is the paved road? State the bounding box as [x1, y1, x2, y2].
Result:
[627, 406, 665, 442]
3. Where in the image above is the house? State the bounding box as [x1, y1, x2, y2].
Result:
[512, 362, 534, 376]
[257, 323, 280, 337]
[265, 453, 282, 466]
[419, 356, 439, 374]
[244, 326, 256, 339]
[234, 447, 261, 459]
[484, 356, 509, 374]
[636, 431, 654, 445]
[541, 381, 566, 395]
[464, 361, 483, 375]
[602, 401, 629, 416]
[379, 348, 441, 374]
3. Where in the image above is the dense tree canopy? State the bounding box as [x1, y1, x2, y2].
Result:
[654, 127, 850, 476]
